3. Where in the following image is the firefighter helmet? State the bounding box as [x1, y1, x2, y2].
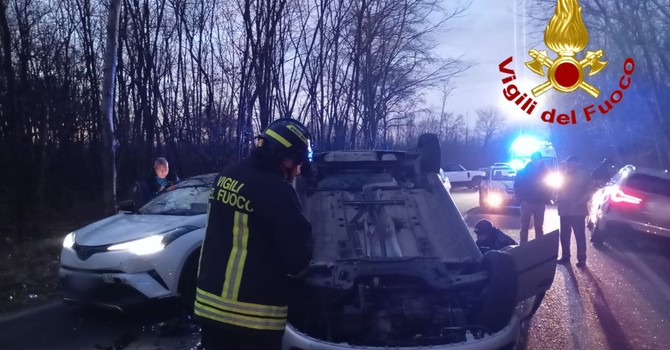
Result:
[257, 118, 312, 164]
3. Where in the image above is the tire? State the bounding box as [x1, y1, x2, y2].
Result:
[474, 250, 518, 333]
[469, 176, 482, 189]
[590, 221, 605, 246]
[417, 133, 441, 173]
[178, 251, 200, 315]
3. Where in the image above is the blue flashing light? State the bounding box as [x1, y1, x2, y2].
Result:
[307, 142, 314, 162]
[510, 136, 541, 157]
[509, 158, 527, 171]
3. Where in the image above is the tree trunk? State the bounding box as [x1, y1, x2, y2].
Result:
[100, 0, 122, 215]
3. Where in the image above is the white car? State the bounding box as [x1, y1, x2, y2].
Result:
[442, 164, 485, 189]
[59, 174, 215, 311]
[285, 147, 558, 349]
[479, 166, 518, 209]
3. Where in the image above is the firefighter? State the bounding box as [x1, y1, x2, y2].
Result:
[195, 118, 313, 350]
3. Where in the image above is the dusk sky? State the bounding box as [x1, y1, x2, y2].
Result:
[431, 0, 547, 128]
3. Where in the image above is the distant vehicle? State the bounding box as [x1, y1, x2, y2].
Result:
[479, 166, 518, 210]
[59, 174, 215, 311]
[438, 168, 452, 192]
[442, 164, 485, 189]
[589, 165, 670, 245]
[507, 136, 558, 172]
[506, 136, 563, 192]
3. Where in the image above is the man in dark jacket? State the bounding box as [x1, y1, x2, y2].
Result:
[557, 155, 593, 268]
[132, 157, 180, 209]
[474, 219, 517, 255]
[195, 118, 313, 350]
[514, 152, 551, 243]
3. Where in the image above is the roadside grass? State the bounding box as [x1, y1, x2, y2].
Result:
[0, 209, 103, 314]
[0, 236, 64, 313]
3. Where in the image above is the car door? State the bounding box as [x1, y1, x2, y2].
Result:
[444, 165, 468, 183]
[507, 229, 559, 303]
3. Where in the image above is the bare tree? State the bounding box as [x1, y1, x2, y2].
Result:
[100, 0, 122, 215]
[474, 108, 505, 149]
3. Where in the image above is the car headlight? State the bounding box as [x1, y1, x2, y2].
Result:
[486, 193, 504, 207]
[63, 232, 76, 249]
[544, 171, 564, 189]
[107, 226, 199, 255]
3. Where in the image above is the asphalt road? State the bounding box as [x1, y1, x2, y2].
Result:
[451, 189, 670, 350]
[1, 189, 669, 350]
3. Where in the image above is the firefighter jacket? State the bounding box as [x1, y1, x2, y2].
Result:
[194, 155, 313, 332]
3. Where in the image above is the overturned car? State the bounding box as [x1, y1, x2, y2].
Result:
[284, 136, 559, 349]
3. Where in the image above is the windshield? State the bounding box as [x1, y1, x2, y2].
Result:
[491, 168, 516, 181]
[139, 186, 210, 215]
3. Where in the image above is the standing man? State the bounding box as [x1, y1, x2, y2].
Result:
[557, 155, 592, 268]
[195, 118, 313, 350]
[514, 151, 551, 244]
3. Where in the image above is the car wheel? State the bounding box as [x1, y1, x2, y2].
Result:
[590, 221, 605, 246]
[178, 250, 200, 315]
[474, 250, 517, 333]
[469, 176, 482, 189]
[417, 133, 441, 173]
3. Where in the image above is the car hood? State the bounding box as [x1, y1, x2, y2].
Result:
[74, 213, 206, 246]
[490, 180, 514, 191]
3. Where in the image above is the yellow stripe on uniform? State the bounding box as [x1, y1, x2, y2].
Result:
[265, 129, 292, 147]
[196, 288, 287, 318]
[194, 300, 286, 331]
[222, 211, 249, 300]
[232, 213, 248, 300]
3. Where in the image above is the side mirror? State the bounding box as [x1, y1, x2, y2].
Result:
[117, 200, 136, 213]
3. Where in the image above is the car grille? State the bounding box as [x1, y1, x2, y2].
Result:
[73, 243, 110, 261]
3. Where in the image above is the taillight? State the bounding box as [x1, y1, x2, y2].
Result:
[610, 189, 642, 204]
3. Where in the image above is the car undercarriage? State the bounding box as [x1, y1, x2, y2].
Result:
[285, 146, 554, 348]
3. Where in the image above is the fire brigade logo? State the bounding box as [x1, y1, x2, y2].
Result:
[525, 0, 608, 98]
